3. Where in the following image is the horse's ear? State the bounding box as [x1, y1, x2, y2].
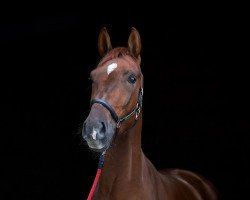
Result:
[98, 27, 112, 57]
[128, 27, 141, 59]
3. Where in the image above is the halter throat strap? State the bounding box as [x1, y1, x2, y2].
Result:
[90, 88, 143, 129]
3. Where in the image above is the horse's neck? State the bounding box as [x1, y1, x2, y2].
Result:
[97, 116, 145, 195]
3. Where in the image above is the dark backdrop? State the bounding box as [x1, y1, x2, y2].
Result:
[1, 3, 248, 200]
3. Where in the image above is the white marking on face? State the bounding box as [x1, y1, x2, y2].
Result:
[107, 63, 118, 75]
[91, 129, 97, 140]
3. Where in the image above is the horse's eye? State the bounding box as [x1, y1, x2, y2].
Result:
[127, 74, 137, 84]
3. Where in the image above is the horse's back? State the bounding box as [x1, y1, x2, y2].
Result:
[159, 169, 218, 200]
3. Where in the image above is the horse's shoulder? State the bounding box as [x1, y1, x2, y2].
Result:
[159, 168, 206, 182]
[159, 168, 218, 200]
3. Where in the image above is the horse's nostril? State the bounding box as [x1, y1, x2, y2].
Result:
[100, 122, 106, 133]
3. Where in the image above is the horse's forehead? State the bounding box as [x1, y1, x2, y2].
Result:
[98, 57, 139, 73]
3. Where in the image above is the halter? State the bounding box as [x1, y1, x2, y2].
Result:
[90, 87, 143, 129]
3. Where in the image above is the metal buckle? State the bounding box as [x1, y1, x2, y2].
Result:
[135, 106, 140, 120]
[116, 121, 121, 129]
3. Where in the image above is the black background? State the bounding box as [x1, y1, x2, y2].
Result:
[1, 2, 249, 200]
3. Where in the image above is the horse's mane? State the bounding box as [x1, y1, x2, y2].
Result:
[98, 47, 136, 66]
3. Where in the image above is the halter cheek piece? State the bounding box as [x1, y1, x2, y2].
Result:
[90, 88, 143, 129]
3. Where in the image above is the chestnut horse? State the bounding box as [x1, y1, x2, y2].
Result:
[82, 27, 217, 200]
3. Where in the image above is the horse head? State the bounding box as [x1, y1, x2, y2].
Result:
[82, 27, 143, 153]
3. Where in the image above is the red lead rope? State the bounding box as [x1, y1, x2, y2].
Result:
[86, 153, 105, 200]
[87, 169, 102, 200]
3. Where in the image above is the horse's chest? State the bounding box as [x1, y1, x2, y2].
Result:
[104, 185, 158, 200]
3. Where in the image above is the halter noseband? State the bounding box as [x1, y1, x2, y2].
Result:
[90, 87, 143, 129]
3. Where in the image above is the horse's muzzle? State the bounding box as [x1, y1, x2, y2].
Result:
[82, 104, 115, 152]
